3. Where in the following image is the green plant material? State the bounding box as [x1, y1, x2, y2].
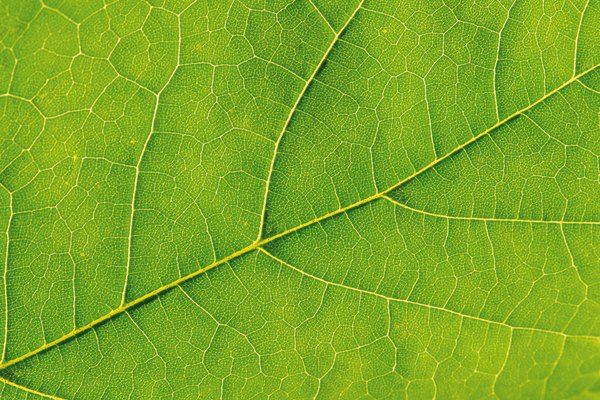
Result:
[0, 0, 599, 398]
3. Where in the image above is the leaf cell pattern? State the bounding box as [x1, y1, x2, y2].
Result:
[0, 0, 598, 399]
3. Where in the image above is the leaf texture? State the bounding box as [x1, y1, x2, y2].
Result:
[0, 0, 599, 398]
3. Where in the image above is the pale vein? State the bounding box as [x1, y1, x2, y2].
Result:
[257, 0, 365, 241]
[0, 57, 597, 375]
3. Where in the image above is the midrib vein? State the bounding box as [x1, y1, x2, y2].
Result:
[257, 0, 365, 241]
[0, 65, 597, 373]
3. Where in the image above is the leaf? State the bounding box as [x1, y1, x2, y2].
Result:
[0, 0, 598, 398]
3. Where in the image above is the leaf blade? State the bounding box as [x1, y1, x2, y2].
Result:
[1, 0, 599, 398]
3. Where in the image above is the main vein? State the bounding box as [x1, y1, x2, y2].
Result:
[1, 66, 597, 373]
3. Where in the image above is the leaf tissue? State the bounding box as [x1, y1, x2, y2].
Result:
[0, 0, 598, 398]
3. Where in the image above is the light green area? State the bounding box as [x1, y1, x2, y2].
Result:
[0, 0, 598, 399]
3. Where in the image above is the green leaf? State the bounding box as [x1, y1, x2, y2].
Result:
[0, 0, 598, 398]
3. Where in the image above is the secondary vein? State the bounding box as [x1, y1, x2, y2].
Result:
[121, 8, 184, 307]
[257, 0, 365, 241]
[1, 189, 11, 364]
[382, 195, 599, 225]
[259, 248, 599, 340]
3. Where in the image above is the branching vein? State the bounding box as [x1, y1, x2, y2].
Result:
[257, 0, 365, 241]
[0, 59, 597, 375]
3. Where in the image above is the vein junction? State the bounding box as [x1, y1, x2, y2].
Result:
[1, 62, 597, 372]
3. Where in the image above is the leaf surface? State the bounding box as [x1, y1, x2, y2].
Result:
[0, 0, 599, 398]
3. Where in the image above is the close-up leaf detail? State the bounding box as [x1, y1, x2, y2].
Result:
[0, 0, 599, 398]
